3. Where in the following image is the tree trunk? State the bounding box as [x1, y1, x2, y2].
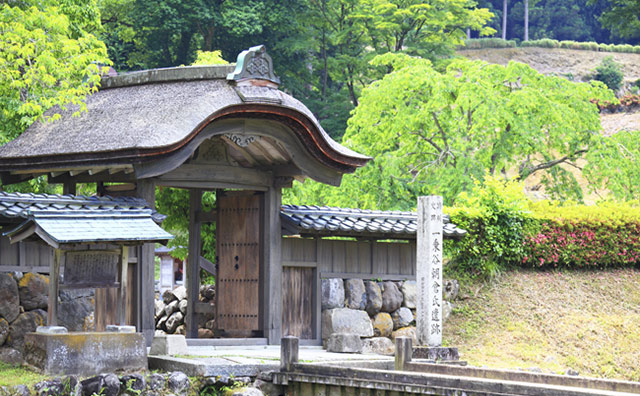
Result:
[524, 0, 529, 41]
[467, 28, 471, 39]
[502, 0, 508, 40]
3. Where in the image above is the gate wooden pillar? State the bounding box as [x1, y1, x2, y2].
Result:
[262, 185, 282, 344]
[186, 189, 203, 338]
[136, 180, 156, 344]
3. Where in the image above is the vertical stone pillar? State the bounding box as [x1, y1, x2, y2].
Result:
[416, 196, 443, 347]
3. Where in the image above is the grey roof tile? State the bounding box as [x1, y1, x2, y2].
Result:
[280, 204, 466, 239]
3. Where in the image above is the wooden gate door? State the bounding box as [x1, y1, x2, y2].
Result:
[216, 192, 262, 336]
[282, 266, 315, 339]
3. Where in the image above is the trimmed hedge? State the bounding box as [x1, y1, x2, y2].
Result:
[462, 38, 640, 54]
[446, 178, 640, 277]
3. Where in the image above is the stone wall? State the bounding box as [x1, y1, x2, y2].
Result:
[321, 278, 459, 354]
[4, 370, 275, 396]
[154, 284, 215, 337]
[0, 272, 94, 364]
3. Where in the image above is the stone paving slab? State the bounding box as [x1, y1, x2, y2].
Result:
[148, 345, 393, 377]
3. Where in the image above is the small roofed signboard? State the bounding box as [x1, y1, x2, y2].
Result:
[63, 251, 120, 288]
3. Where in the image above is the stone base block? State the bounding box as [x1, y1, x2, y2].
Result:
[149, 334, 189, 356]
[325, 333, 362, 353]
[24, 332, 147, 376]
[412, 346, 459, 361]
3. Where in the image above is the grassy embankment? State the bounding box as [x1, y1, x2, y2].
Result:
[444, 268, 640, 381]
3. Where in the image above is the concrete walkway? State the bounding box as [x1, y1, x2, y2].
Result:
[148, 345, 393, 377]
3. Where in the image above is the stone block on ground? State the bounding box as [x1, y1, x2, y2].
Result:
[322, 308, 373, 339]
[18, 273, 49, 311]
[147, 373, 166, 391]
[171, 286, 187, 301]
[25, 332, 146, 377]
[154, 300, 165, 318]
[0, 318, 9, 346]
[232, 387, 264, 396]
[57, 296, 93, 331]
[381, 281, 403, 313]
[106, 325, 136, 333]
[362, 337, 395, 356]
[372, 313, 393, 338]
[443, 301, 454, 322]
[7, 310, 46, 349]
[165, 311, 184, 334]
[149, 334, 188, 356]
[178, 299, 188, 315]
[344, 279, 366, 310]
[200, 284, 215, 301]
[391, 326, 417, 345]
[168, 371, 190, 395]
[253, 379, 283, 396]
[81, 374, 121, 396]
[164, 300, 179, 317]
[412, 346, 459, 361]
[0, 274, 19, 323]
[321, 279, 344, 310]
[0, 347, 23, 365]
[198, 328, 214, 338]
[120, 373, 146, 395]
[325, 333, 362, 353]
[391, 307, 414, 329]
[364, 281, 382, 316]
[400, 280, 416, 309]
[443, 279, 460, 301]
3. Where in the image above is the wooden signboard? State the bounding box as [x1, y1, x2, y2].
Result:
[63, 251, 120, 288]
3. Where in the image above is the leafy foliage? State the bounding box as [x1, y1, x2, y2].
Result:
[191, 50, 228, 65]
[593, 56, 623, 91]
[446, 177, 535, 278]
[0, 3, 110, 145]
[286, 54, 614, 208]
[446, 179, 640, 277]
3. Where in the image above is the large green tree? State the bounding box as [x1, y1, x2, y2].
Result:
[0, 2, 110, 145]
[284, 54, 615, 209]
[597, 0, 640, 40]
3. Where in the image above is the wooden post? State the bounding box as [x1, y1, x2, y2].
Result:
[186, 189, 203, 338]
[47, 249, 61, 326]
[62, 181, 76, 195]
[262, 186, 282, 344]
[119, 245, 129, 325]
[280, 336, 299, 372]
[394, 336, 412, 371]
[136, 180, 156, 343]
[416, 196, 443, 347]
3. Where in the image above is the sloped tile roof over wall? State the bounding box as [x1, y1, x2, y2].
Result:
[0, 192, 173, 246]
[280, 205, 466, 239]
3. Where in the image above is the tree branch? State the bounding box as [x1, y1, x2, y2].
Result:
[518, 149, 589, 180]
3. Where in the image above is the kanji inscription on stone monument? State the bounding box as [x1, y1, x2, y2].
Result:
[416, 195, 443, 347]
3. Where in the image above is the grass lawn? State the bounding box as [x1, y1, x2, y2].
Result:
[0, 362, 48, 387]
[444, 268, 640, 381]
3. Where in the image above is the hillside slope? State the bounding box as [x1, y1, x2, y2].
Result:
[457, 47, 640, 84]
[444, 268, 640, 381]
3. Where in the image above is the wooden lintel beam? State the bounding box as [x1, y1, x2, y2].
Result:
[195, 209, 217, 223]
[48, 172, 136, 184]
[158, 164, 272, 188]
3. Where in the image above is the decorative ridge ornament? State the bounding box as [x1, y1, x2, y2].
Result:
[227, 45, 281, 87]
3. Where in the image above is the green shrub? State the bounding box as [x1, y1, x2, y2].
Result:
[521, 38, 559, 48]
[594, 56, 624, 91]
[462, 38, 517, 49]
[446, 177, 535, 278]
[446, 178, 640, 277]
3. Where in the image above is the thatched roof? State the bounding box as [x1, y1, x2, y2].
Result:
[0, 47, 369, 182]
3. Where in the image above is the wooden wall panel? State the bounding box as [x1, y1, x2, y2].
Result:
[282, 266, 314, 339]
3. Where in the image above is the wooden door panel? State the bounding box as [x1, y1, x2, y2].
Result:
[282, 267, 314, 339]
[216, 193, 261, 333]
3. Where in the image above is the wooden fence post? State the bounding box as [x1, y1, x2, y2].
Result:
[281, 336, 299, 372]
[395, 336, 412, 371]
